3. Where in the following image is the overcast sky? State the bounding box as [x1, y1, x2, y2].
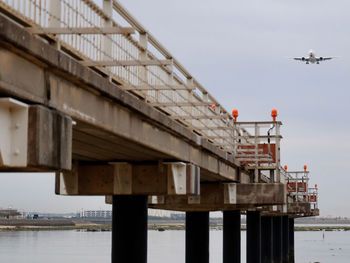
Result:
[1, 0, 350, 217]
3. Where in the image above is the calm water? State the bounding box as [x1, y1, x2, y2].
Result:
[0, 230, 349, 263]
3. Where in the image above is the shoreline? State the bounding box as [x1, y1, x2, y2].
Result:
[1, 224, 350, 232]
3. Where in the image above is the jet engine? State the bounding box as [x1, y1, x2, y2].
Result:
[301, 57, 305, 61]
[319, 57, 323, 61]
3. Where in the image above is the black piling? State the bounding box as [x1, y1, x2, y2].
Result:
[261, 216, 273, 263]
[247, 211, 261, 263]
[186, 211, 209, 263]
[112, 195, 148, 263]
[282, 216, 289, 263]
[273, 216, 283, 263]
[223, 210, 241, 263]
[288, 218, 295, 263]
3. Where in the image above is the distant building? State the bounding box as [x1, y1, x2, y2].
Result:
[80, 210, 112, 218]
[79, 209, 172, 218]
[148, 209, 171, 218]
[0, 207, 21, 219]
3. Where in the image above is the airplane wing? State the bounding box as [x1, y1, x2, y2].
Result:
[293, 57, 309, 61]
[321, 57, 333, 61]
[317, 57, 337, 61]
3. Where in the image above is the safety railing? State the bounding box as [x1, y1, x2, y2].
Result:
[231, 109, 282, 182]
[285, 166, 319, 211]
[286, 168, 310, 202]
[308, 186, 319, 210]
[0, 0, 237, 151]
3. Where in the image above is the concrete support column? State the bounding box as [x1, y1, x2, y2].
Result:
[247, 211, 261, 263]
[186, 211, 209, 263]
[288, 218, 295, 263]
[112, 195, 148, 263]
[273, 216, 282, 263]
[261, 216, 273, 263]
[223, 210, 241, 263]
[282, 216, 289, 263]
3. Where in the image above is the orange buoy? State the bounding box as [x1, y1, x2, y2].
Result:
[211, 104, 216, 109]
[271, 109, 278, 121]
[304, 165, 307, 171]
[232, 109, 238, 122]
[284, 165, 287, 171]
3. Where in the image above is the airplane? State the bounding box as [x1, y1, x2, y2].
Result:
[293, 50, 335, 64]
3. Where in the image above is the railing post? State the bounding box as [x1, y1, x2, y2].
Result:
[112, 195, 148, 263]
[254, 123, 259, 182]
[247, 211, 261, 263]
[275, 123, 281, 182]
[186, 77, 194, 124]
[48, 0, 61, 49]
[103, 0, 113, 60]
[186, 211, 209, 263]
[139, 33, 148, 85]
[223, 210, 241, 263]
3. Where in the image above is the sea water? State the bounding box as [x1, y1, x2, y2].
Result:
[0, 229, 349, 263]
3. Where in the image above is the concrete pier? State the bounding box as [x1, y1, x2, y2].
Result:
[273, 216, 283, 263]
[223, 210, 241, 263]
[261, 216, 273, 263]
[186, 212, 209, 263]
[247, 211, 261, 263]
[112, 195, 148, 263]
[0, 3, 320, 263]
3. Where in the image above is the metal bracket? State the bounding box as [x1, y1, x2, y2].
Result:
[0, 98, 28, 167]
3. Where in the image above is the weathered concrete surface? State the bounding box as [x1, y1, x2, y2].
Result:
[56, 162, 199, 196]
[0, 13, 239, 182]
[0, 104, 71, 171]
[288, 202, 312, 215]
[261, 202, 319, 217]
[28, 106, 72, 170]
[147, 183, 285, 211]
[234, 183, 286, 205]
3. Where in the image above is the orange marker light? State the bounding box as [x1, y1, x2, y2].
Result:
[284, 165, 287, 171]
[304, 165, 307, 171]
[211, 104, 216, 109]
[271, 109, 278, 121]
[232, 109, 238, 122]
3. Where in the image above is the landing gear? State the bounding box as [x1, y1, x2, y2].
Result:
[306, 62, 309, 64]
[317, 62, 320, 64]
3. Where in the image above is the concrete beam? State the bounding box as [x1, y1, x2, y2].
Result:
[287, 202, 311, 215]
[261, 202, 319, 218]
[56, 162, 200, 196]
[48, 72, 238, 181]
[147, 183, 285, 211]
[0, 99, 72, 171]
[28, 105, 72, 170]
[0, 15, 240, 182]
[234, 183, 286, 205]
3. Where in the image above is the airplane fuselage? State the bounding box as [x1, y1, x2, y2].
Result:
[294, 49, 333, 64]
[308, 51, 317, 63]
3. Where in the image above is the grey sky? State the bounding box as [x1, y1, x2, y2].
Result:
[1, 0, 350, 216]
